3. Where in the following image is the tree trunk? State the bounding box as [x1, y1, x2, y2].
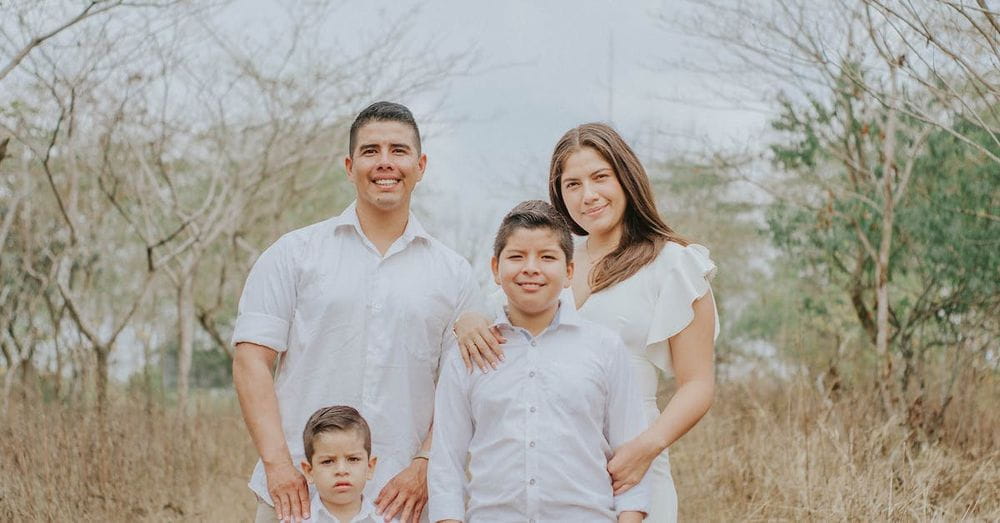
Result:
[95, 346, 109, 414]
[875, 70, 899, 416]
[1, 357, 20, 416]
[177, 273, 195, 411]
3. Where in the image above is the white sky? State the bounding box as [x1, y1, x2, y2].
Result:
[222, 0, 770, 274]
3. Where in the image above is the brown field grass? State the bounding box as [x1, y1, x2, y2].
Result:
[2, 376, 997, 522]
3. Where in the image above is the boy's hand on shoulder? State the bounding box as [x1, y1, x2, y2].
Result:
[617, 511, 645, 523]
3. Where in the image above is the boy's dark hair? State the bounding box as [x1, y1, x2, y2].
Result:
[303, 405, 372, 462]
[348, 101, 421, 156]
[493, 200, 574, 262]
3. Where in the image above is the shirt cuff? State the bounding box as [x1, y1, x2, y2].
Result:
[428, 493, 465, 523]
[231, 311, 290, 352]
[614, 482, 650, 516]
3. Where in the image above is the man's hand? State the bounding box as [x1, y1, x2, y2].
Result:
[375, 459, 428, 523]
[265, 461, 310, 523]
[608, 433, 661, 495]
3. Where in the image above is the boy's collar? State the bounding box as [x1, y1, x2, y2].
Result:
[492, 294, 583, 334]
[311, 494, 377, 522]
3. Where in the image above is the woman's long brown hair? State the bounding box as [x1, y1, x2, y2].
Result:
[548, 123, 687, 293]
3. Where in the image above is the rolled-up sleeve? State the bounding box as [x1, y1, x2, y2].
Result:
[231, 236, 298, 352]
[604, 334, 652, 516]
[429, 351, 473, 522]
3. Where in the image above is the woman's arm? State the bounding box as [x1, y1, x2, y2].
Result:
[453, 311, 507, 372]
[608, 292, 716, 490]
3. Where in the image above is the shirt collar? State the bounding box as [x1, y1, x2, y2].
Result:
[311, 494, 377, 522]
[330, 200, 433, 244]
[492, 293, 583, 334]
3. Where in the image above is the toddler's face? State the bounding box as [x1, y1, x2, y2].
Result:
[302, 430, 376, 507]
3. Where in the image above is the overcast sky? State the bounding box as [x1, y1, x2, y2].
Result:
[221, 0, 770, 272]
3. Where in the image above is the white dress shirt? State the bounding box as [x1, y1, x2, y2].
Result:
[309, 495, 379, 523]
[232, 201, 482, 505]
[428, 298, 650, 522]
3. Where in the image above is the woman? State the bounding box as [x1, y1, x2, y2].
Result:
[455, 123, 718, 522]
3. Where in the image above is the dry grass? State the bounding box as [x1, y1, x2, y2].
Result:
[2, 377, 997, 521]
[0, 392, 257, 521]
[672, 377, 1000, 521]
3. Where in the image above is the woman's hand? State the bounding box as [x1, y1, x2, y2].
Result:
[608, 433, 662, 495]
[454, 311, 506, 373]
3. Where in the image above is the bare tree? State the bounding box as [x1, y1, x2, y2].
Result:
[668, 0, 998, 437]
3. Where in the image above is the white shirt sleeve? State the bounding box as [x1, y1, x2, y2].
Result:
[428, 350, 473, 522]
[231, 235, 298, 352]
[603, 333, 652, 516]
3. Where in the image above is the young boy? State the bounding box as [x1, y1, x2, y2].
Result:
[428, 200, 649, 522]
[300, 406, 379, 523]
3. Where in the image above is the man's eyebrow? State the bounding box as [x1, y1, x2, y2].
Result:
[390, 142, 413, 150]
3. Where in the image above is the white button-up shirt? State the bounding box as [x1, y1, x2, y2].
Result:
[428, 299, 650, 522]
[232, 202, 482, 505]
[309, 495, 378, 523]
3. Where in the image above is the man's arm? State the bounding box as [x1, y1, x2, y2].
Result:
[233, 342, 310, 523]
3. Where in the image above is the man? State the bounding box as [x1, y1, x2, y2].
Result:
[233, 102, 481, 523]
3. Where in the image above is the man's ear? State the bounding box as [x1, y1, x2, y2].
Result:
[367, 456, 377, 480]
[301, 460, 314, 484]
[344, 154, 355, 181]
[415, 152, 427, 182]
[491, 256, 500, 286]
[565, 260, 574, 287]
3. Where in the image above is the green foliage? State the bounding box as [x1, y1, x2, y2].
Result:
[761, 81, 999, 383]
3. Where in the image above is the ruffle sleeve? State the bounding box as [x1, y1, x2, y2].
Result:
[644, 243, 719, 374]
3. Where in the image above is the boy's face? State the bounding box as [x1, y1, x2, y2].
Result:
[301, 430, 376, 507]
[492, 227, 573, 317]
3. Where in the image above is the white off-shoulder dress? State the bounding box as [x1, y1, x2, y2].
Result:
[573, 241, 719, 522]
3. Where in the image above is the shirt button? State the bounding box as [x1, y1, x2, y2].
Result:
[529, 406, 536, 413]
[528, 371, 535, 378]
[530, 340, 537, 347]
[529, 478, 536, 485]
[529, 441, 535, 448]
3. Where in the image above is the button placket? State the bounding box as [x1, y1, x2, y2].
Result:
[525, 337, 540, 519]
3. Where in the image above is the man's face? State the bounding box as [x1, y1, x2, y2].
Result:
[344, 120, 426, 215]
[492, 227, 574, 318]
[301, 430, 376, 508]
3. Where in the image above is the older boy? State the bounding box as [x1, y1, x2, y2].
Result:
[233, 102, 483, 523]
[428, 200, 649, 522]
[301, 406, 379, 523]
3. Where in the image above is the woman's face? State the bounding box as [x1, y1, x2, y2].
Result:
[558, 147, 627, 238]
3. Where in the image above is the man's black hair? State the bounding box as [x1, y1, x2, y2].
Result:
[348, 101, 421, 156]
